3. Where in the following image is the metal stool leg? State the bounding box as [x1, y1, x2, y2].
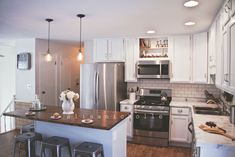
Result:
[67, 143, 72, 157]
[12, 140, 17, 157]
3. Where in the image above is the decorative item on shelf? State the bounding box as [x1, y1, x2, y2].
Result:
[76, 14, 85, 61]
[60, 90, 79, 114]
[44, 18, 53, 62]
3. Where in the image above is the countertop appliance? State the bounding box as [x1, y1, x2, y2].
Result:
[136, 60, 170, 79]
[133, 88, 171, 146]
[80, 62, 126, 111]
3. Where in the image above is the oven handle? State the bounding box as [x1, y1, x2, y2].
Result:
[134, 109, 169, 115]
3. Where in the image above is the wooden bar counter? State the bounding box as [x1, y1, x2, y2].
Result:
[4, 105, 130, 157]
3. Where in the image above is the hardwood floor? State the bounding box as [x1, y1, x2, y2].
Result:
[0, 130, 191, 157]
[0, 129, 19, 157]
[127, 143, 191, 157]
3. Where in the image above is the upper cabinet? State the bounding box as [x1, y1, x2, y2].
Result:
[192, 32, 208, 83]
[169, 33, 208, 83]
[93, 38, 125, 62]
[124, 38, 139, 82]
[229, 17, 235, 93]
[169, 35, 191, 83]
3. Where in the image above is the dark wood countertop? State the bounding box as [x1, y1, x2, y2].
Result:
[3, 106, 130, 130]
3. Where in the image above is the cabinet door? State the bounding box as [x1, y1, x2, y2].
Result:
[232, 0, 235, 17]
[120, 104, 133, 138]
[216, 15, 223, 87]
[222, 28, 230, 86]
[94, 39, 108, 62]
[124, 38, 138, 82]
[170, 35, 191, 83]
[229, 19, 235, 93]
[170, 115, 189, 142]
[208, 22, 216, 71]
[192, 32, 208, 83]
[108, 38, 125, 62]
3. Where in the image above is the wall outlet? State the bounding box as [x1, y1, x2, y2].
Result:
[26, 83, 32, 89]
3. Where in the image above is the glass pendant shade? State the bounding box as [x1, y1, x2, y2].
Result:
[77, 51, 83, 61]
[77, 14, 85, 61]
[45, 53, 52, 62]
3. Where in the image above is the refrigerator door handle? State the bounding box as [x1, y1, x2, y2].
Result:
[94, 72, 97, 105]
[96, 72, 99, 107]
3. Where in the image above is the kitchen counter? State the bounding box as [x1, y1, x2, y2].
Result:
[3, 105, 129, 130]
[4, 105, 129, 157]
[170, 101, 235, 156]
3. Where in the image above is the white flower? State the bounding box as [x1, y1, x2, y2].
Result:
[66, 91, 75, 100]
[60, 90, 79, 101]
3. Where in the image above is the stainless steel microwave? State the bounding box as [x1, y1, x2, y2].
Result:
[136, 60, 170, 79]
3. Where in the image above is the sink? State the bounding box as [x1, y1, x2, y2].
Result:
[193, 106, 224, 116]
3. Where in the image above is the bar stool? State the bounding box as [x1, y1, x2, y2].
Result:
[73, 142, 104, 157]
[21, 123, 35, 133]
[13, 132, 42, 157]
[40, 136, 72, 157]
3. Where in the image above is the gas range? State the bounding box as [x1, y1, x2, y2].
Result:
[134, 88, 171, 111]
[132, 88, 172, 146]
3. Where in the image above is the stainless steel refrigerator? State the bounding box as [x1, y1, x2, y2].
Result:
[80, 62, 127, 111]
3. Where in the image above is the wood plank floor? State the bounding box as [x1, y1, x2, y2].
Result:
[0, 130, 191, 157]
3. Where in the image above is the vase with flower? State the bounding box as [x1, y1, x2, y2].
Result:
[60, 90, 79, 114]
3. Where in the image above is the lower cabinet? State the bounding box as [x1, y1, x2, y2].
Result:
[169, 107, 192, 146]
[120, 101, 134, 138]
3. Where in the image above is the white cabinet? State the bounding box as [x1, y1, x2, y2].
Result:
[229, 18, 235, 93]
[222, 27, 230, 87]
[192, 32, 208, 83]
[221, 0, 231, 26]
[169, 35, 191, 83]
[208, 22, 216, 75]
[120, 100, 134, 138]
[215, 15, 223, 88]
[169, 107, 192, 145]
[94, 38, 125, 62]
[124, 38, 139, 82]
[232, 0, 235, 17]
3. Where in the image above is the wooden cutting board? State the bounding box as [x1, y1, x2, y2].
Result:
[199, 124, 235, 141]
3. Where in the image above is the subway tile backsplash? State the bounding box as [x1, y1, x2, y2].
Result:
[127, 79, 221, 102]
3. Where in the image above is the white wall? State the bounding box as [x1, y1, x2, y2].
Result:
[15, 39, 36, 101]
[0, 41, 16, 132]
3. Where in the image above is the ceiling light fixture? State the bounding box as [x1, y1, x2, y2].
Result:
[77, 14, 85, 61]
[45, 18, 53, 62]
[184, 21, 196, 26]
[184, 0, 199, 8]
[147, 30, 156, 34]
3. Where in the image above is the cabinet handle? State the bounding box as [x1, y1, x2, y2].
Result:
[188, 122, 193, 134]
[178, 109, 183, 113]
[124, 107, 128, 110]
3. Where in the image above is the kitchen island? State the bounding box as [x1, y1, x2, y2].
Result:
[4, 105, 130, 157]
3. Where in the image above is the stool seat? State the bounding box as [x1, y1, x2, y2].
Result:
[74, 142, 104, 157]
[13, 132, 42, 157]
[21, 124, 35, 133]
[40, 136, 72, 157]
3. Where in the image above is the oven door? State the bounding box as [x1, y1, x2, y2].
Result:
[134, 110, 169, 133]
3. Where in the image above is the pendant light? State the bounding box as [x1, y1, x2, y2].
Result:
[45, 18, 53, 62]
[77, 14, 85, 61]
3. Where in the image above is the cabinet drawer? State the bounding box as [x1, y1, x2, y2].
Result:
[120, 104, 133, 113]
[171, 107, 190, 115]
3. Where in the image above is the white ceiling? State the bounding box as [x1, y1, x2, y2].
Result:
[0, 0, 224, 43]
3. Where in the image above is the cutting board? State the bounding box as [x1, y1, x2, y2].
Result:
[199, 124, 235, 141]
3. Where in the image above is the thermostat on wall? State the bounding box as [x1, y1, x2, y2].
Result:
[17, 53, 31, 70]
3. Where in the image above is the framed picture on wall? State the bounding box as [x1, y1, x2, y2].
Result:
[17, 52, 31, 70]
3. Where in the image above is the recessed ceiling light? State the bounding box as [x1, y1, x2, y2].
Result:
[146, 30, 156, 34]
[184, 21, 196, 26]
[184, 0, 199, 7]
